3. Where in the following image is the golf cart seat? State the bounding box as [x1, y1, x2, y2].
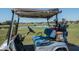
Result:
[44, 28, 56, 39]
[32, 28, 56, 46]
[32, 36, 52, 46]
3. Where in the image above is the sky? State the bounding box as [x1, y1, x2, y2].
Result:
[0, 8, 79, 23]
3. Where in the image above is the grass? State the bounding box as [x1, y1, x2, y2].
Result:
[0, 23, 79, 46]
[0, 29, 8, 45]
[68, 23, 79, 45]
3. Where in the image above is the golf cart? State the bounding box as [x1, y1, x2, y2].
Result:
[0, 8, 68, 51]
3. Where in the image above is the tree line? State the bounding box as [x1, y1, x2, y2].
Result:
[0, 20, 16, 25]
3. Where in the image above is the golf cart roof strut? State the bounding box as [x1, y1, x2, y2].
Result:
[15, 16, 20, 35]
[7, 10, 15, 45]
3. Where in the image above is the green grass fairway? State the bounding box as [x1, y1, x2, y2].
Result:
[68, 23, 79, 45]
[0, 23, 79, 46]
[0, 29, 8, 45]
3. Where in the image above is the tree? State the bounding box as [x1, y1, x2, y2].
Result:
[70, 21, 73, 24]
[2, 20, 16, 25]
[0, 23, 1, 25]
[0, 23, 2, 29]
[2, 20, 11, 25]
[76, 20, 79, 24]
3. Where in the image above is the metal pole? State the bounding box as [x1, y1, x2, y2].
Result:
[55, 14, 58, 27]
[47, 18, 50, 27]
[7, 10, 14, 45]
[15, 16, 20, 35]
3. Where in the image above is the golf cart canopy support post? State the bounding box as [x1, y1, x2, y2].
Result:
[15, 16, 20, 35]
[47, 18, 50, 27]
[7, 10, 15, 45]
[56, 14, 58, 27]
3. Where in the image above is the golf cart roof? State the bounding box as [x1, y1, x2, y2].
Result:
[12, 8, 62, 18]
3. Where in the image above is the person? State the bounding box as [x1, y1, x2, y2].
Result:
[27, 26, 36, 35]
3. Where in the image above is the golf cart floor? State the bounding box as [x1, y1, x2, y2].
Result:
[23, 44, 35, 51]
